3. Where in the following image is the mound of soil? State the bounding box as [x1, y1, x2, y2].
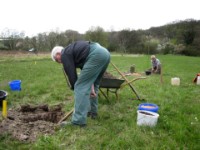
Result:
[103, 72, 118, 79]
[0, 104, 64, 142]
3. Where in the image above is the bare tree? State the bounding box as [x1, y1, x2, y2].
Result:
[85, 26, 108, 47]
[1, 28, 24, 50]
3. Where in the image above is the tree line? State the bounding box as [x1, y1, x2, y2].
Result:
[1, 19, 200, 56]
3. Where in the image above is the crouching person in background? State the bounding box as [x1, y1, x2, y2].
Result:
[150, 55, 161, 74]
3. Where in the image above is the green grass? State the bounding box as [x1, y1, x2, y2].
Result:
[0, 53, 200, 149]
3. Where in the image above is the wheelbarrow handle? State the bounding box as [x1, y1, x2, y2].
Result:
[120, 77, 147, 88]
[110, 62, 141, 100]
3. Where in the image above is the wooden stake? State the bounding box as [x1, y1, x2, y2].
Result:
[160, 65, 163, 84]
[2, 100, 7, 118]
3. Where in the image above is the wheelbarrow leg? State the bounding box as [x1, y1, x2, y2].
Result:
[108, 88, 120, 101]
[99, 88, 110, 102]
[107, 88, 109, 98]
[115, 89, 119, 101]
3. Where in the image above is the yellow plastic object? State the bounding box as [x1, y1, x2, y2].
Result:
[2, 100, 7, 118]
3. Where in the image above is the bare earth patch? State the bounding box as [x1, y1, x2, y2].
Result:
[103, 71, 118, 79]
[0, 104, 64, 142]
[0, 50, 49, 59]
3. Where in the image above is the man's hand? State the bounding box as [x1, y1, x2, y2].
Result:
[90, 84, 97, 98]
[90, 91, 97, 98]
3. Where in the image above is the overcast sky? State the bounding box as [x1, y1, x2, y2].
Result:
[0, 0, 199, 37]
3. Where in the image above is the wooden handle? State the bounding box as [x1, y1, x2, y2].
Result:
[110, 62, 129, 82]
[110, 62, 141, 100]
[62, 68, 71, 88]
[120, 77, 146, 88]
[57, 109, 74, 124]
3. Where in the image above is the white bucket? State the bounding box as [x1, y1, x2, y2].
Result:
[137, 110, 159, 127]
[171, 77, 180, 86]
[197, 76, 200, 85]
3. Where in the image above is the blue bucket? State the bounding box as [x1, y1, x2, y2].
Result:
[9, 80, 21, 91]
[138, 103, 159, 113]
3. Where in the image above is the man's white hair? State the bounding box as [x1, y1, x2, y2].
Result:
[151, 55, 156, 59]
[51, 46, 64, 61]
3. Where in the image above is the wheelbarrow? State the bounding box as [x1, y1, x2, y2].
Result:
[99, 76, 145, 101]
[99, 62, 146, 101]
[99, 78, 125, 101]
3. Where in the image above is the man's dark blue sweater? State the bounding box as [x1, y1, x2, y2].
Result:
[61, 41, 90, 89]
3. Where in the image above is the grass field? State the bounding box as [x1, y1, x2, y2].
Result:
[0, 52, 199, 149]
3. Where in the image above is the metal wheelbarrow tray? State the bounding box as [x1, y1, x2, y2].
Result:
[100, 78, 125, 88]
[99, 78, 125, 101]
